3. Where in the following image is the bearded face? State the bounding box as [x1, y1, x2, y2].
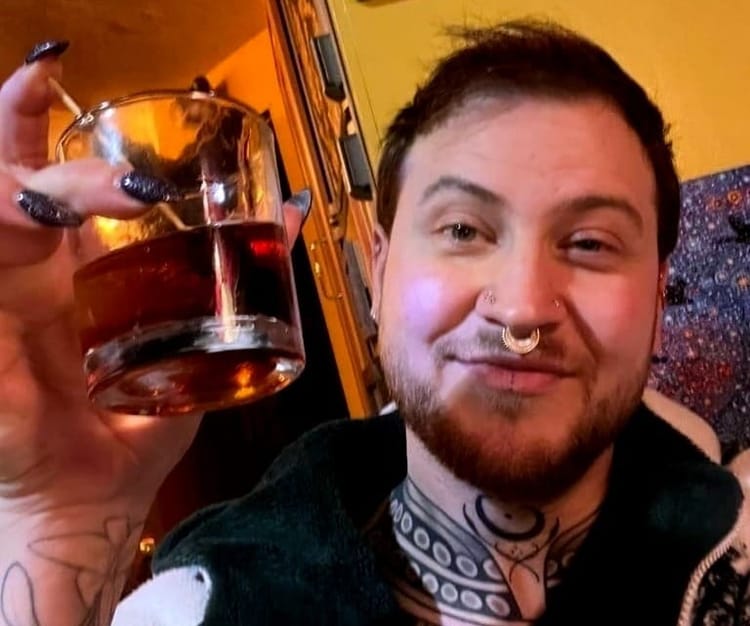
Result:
[371, 97, 663, 502]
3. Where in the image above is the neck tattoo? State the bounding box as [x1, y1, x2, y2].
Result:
[366, 478, 599, 625]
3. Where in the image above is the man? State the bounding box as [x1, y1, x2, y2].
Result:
[0, 20, 747, 626]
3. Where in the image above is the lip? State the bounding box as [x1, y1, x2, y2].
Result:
[453, 356, 570, 394]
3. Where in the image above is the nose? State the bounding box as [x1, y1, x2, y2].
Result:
[476, 246, 565, 338]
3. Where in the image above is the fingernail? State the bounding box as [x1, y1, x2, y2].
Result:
[190, 75, 213, 93]
[287, 188, 312, 224]
[118, 170, 180, 204]
[15, 189, 83, 228]
[25, 40, 70, 65]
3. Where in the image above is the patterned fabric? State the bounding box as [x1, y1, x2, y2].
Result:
[691, 549, 750, 626]
[650, 165, 750, 456]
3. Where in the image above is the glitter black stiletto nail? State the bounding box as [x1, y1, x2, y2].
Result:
[118, 170, 180, 204]
[15, 189, 83, 227]
[25, 40, 70, 64]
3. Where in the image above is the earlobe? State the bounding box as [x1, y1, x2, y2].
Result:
[370, 224, 390, 323]
[657, 264, 669, 311]
[658, 267, 668, 310]
[652, 263, 669, 355]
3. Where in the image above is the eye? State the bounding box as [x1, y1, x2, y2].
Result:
[571, 238, 607, 252]
[566, 231, 622, 254]
[441, 222, 479, 242]
[563, 232, 624, 269]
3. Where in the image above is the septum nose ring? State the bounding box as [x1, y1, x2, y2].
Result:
[502, 326, 541, 355]
[482, 290, 548, 355]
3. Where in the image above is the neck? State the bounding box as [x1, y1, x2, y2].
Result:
[382, 426, 612, 625]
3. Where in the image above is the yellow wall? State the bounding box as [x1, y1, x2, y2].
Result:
[328, 0, 750, 181]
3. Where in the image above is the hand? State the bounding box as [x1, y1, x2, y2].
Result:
[0, 52, 311, 519]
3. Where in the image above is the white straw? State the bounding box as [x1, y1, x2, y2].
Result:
[48, 77, 83, 117]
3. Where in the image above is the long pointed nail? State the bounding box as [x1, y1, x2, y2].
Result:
[287, 189, 312, 224]
[190, 75, 213, 93]
[15, 190, 83, 228]
[25, 40, 70, 65]
[118, 170, 180, 204]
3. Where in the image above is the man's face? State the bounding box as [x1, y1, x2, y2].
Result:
[372, 97, 665, 502]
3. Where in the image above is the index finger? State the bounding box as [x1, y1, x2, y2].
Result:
[0, 58, 62, 169]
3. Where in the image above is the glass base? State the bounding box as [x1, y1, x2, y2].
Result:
[84, 316, 305, 416]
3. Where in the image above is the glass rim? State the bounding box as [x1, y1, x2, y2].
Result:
[57, 89, 265, 146]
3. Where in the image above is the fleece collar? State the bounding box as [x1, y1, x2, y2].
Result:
[154, 413, 409, 625]
[153, 406, 742, 625]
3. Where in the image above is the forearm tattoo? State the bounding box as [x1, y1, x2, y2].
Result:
[367, 479, 597, 625]
[1, 517, 143, 626]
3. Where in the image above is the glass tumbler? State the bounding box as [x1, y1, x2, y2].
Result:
[57, 91, 305, 416]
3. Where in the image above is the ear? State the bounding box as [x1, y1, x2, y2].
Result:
[651, 262, 669, 355]
[370, 223, 390, 324]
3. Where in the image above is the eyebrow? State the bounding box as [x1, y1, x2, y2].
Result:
[556, 194, 644, 233]
[420, 175, 504, 205]
[420, 175, 644, 232]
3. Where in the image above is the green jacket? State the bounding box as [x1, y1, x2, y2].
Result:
[114, 406, 750, 625]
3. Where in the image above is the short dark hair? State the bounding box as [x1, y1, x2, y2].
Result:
[376, 20, 680, 261]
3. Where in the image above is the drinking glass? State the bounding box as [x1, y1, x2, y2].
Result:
[57, 91, 305, 416]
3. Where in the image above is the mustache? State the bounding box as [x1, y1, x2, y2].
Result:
[434, 328, 570, 364]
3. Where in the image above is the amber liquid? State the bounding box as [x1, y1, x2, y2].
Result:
[74, 222, 304, 416]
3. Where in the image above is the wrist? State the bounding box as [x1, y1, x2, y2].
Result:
[0, 505, 147, 626]
[0, 486, 154, 519]
[1, 504, 147, 573]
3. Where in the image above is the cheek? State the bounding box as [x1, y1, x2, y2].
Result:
[382, 265, 475, 342]
[571, 277, 658, 358]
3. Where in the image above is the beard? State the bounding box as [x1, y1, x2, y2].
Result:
[381, 330, 652, 504]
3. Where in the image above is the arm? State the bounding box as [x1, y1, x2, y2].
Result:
[1, 507, 144, 626]
[0, 43, 309, 626]
[0, 48, 201, 626]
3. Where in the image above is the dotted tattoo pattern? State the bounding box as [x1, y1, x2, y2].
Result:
[366, 479, 593, 625]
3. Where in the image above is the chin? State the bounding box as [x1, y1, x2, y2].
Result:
[405, 390, 634, 503]
[384, 345, 649, 502]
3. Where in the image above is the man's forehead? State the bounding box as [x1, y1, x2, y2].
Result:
[393, 95, 657, 227]
[401, 95, 647, 180]
[406, 94, 525, 161]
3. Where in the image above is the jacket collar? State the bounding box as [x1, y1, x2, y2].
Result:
[540, 405, 743, 626]
[154, 413, 408, 625]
